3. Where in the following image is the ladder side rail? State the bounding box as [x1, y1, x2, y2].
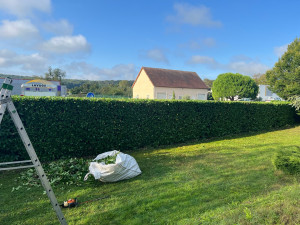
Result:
[6, 101, 67, 225]
[0, 88, 11, 124]
[0, 99, 7, 123]
[0, 77, 13, 123]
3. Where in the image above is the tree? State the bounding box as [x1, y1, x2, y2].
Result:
[53, 68, 66, 81]
[289, 95, 300, 110]
[45, 66, 66, 81]
[118, 80, 130, 89]
[266, 38, 300, 99]
[253, 73, 268, 85]
[172, 91, 175, 100]
[212, 73, 258, 101]
[45, 66, 54, 80]
[203, 78, 214, 88]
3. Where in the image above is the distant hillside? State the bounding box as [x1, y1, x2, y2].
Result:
[0, 73, 134, 96]
[62, 79, 134, 90]
[0, 73, 133, 89]
[0, 74, 41, 80]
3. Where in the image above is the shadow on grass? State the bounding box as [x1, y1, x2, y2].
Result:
[125, 125, 300, 155]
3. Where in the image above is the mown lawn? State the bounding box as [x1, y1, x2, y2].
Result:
[0, 126, 300, 225]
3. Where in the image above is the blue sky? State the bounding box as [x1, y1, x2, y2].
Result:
[0, 0, 298, 80]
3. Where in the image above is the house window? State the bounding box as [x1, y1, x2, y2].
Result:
[197, 94, 206, 100]
[49, 89, 52, 91]
[26, 88, 30, 91]
[168, 94, 172, 99]
[157, 92, 166, 99]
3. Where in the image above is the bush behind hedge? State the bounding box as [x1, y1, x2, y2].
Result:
[0, 97, 297, 162]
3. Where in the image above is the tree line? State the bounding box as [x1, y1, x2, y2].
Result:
[69, 80, 134, 96]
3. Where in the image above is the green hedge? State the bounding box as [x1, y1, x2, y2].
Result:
[0, 96, 298, 162]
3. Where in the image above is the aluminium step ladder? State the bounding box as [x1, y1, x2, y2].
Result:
[0, 78, 67, 225]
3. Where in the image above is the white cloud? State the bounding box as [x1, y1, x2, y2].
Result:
[40, 35, 90, 54]
[0, 19, 39, 40]
[0, 0, 51, 17]
[167, 3, 221, 27]
[274, 44, 288, 57]
[188, 55, 217, 65]
[141, 48, 169, 63]
[43, 19, 74, 36]
[227, 61, 269, 75]
[0, 49, 47, 72]
[187, 55, 269, 75]
[0, 49, 17, 58]
[99, 64, 137, 80]
[65, 62, 137, 80]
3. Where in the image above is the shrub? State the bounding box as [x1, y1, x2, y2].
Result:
[0, 96, 297, 162]
[273, 146, 300, 175]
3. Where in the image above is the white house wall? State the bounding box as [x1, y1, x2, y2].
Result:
[24, 91, 56, 97]
[154, 87, 208, 100]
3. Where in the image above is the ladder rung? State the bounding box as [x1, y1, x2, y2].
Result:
[0, 98, 12, 105]
[0, 164, 36, 171]
[0, 160, 32, 166]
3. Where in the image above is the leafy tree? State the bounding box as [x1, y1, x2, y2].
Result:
[69, 80, 133, 97]
[266, 38, 300, 99]
[289, 95, 300, 110]
[45, 66, 54, 80]
[53, 68, 66, 81]
[212, 73, 258, 101]
[172, 91, 175, 100]
[119, 80, 130, 89]
[253, 73, 268, 85]
[45, 66, 66, 81]
[203, 78, 214, 88]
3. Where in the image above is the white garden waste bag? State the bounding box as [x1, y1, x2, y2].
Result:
[84, 150, 142, 182]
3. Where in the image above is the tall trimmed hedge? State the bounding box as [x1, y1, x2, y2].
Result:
[0, 97, 297, 162]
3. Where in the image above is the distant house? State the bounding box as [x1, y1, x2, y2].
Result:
[0, 78, 67, 97]
[132, 67, 209, 100]
[257, 85, 283, 101]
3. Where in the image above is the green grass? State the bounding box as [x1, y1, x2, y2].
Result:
[1, 126, 300, 225]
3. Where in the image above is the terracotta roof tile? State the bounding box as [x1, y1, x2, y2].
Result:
[139, 67, 208, 89]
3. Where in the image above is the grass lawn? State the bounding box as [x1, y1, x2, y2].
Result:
[1, 126, 300, 225]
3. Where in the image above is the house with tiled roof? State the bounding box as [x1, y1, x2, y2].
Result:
[132, 67, 209, 100]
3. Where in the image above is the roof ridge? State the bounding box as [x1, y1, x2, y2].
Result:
[143, 67, 197, 74]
